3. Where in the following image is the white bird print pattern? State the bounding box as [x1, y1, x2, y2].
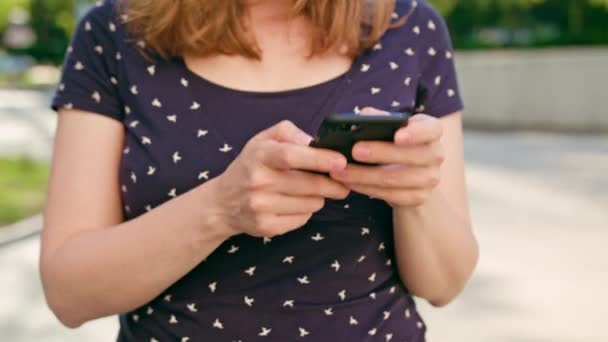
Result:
[198, 171, 210, 180]
[52, 0, 464, 339]
[219, 144, 233, 153]
[244, 266, 256, 276]
[91, 91, 101, 103]
[258, 327, 272, 336]
[297, 276, 310, 284]
[172, 151, 182, 164]
[212, 318, 224, 330]
[330, 260, 340, 272]
[282, 256, 295, 264]
[311, 232, 324, 241]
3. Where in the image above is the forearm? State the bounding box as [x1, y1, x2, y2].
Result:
[392, 188, 478, 306]
[41, 178, 231, 327]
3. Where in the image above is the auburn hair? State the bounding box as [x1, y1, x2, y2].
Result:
[118, 0, 409, 59]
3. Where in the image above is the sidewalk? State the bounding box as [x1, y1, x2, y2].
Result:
[1, 89, 607, 341]
[0, 88, 56, 160]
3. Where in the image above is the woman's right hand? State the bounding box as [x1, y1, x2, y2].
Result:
[210, 120, 350, 238]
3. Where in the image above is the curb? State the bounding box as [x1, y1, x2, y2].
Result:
[0, 215, 42, 248]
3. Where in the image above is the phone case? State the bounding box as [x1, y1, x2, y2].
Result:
[310, 112, 410, 165]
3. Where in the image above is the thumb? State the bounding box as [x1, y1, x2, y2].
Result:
[254, 120, 313, 145]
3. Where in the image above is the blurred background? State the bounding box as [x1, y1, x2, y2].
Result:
[0, 0, 607, 341]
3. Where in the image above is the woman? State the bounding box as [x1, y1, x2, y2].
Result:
[41, 0, 478, 340]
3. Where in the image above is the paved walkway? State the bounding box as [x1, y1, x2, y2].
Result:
[1, 89, 607, 341]
[0, 88, 56, 160]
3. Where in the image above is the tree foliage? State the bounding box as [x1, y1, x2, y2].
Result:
[431, 0, 608, 48]
[1, 0, 607, 63]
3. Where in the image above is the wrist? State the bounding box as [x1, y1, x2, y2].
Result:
[192, 177, 237, 242]
[391, 190, 439, 220]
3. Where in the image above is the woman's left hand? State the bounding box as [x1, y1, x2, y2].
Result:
[329, 107, 444, 209]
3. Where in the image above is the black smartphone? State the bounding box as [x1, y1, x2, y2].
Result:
[309, 112, 410, 165]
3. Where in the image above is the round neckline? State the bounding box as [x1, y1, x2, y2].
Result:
[176, 56, 359, 98]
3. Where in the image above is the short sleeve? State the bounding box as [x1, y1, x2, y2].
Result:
[51, 1, 124, 122]
[414, 2, 464, 118]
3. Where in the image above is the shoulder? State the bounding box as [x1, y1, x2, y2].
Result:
[79, 0, 120, 26]
[395, 0, 446, 24]
[392, 0, 451, 40]
[387, 0, 455, 52]
[72, 0, 125, 45]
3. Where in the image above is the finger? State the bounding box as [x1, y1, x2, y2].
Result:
[394, 114, 442, 145]
[330, 164, 440, 189]
[347, 184, 429, 207]
[351, 140, 444, 166]
[253, 120, 313, 146]
[252, 213, 312, 238]
[251, 193, 326, 215]
[273, 169, 350, 199]
[258, 141, 347, 172]
[360, 107, 391, 116]
[264, 213, 314, 236]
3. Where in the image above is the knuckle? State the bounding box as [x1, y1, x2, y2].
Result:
[303, 213, 314, 225]
[311, 198, 326, 212]
[336, 186, 350, 199]
[381, 175, 396, 187]
[252, 143, 268, 162]
[295, 214, 313, 228]
[277, 120, 296, 138]
[278, 120, 295, 131]
[247, 169, 269, 190]
[432, 145, 445, 164]
[257, 223, 277, 238]
[310, 174, 327, 190]
[313, 155, 329, 171]
[409, 192, 427, 206]
[428, 171, 441, 187]
[248, 194, 267, 213]
[278, 147, 294, 167]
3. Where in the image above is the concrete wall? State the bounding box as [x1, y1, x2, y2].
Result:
[455, 48, 608, 132]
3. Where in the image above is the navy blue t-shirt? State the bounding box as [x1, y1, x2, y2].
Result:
[52, 0, 464, 341]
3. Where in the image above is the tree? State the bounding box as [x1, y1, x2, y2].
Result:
[25, 0, 75, 63]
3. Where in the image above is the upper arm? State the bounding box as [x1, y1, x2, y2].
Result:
[438, 112, 470, 223]
[42, 1, 127, 262]
[41, 110, 125, 262]
[412, 3, 469, 220]
[414, 2, 464, 118]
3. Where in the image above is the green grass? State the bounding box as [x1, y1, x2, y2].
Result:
[0, 157, 49, 227]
